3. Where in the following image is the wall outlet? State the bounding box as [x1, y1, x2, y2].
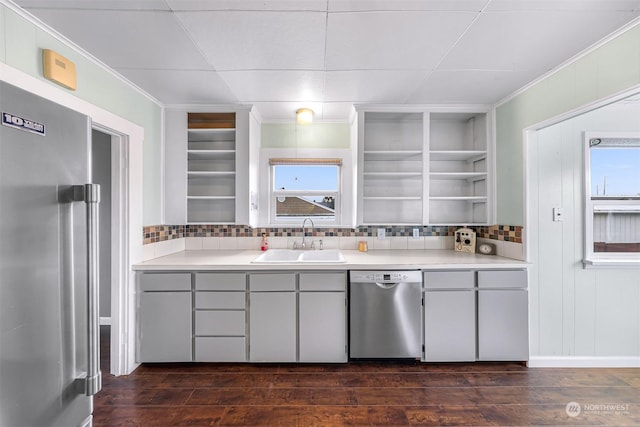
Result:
[377, 228, 386, 240]
[412, 228, 420, 239]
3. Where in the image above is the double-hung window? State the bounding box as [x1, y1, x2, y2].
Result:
[584, 133, 640, 265]
[270, 158, 341, 225]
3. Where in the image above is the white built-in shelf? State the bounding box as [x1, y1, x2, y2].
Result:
[429, 172, 487, 181]
[363, 196, 422, 200]
[364, 150, 423, 161]
[429, 196, 487, 202]
[363, 172, 422, 178]
[187, 195, 236, 200]
[187, 150, 236, 160]
[187, 171, 236, 177]
[429, 150, 487, 162]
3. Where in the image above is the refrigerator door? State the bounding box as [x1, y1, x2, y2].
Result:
[0, 82, 95, 426]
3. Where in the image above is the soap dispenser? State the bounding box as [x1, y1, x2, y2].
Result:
[260, 233, 269, 251]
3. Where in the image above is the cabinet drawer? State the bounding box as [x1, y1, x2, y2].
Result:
[424, 271, 474, 289]
[196, 273, 246, 291]
[195, 291, 245, 309]
[299, 273, 346, 291]
[249, 273, 296, 291]
[195, 311, 245, 336]
[139, 273, 191, 291]
[477, 270, 527, 289]
[195, 337, 246, 362]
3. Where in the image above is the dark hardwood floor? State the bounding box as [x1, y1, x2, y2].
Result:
[95, 326, 639, 426]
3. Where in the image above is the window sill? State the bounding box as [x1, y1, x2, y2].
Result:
[583, 258, 640, 269]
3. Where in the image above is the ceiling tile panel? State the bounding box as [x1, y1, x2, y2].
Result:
[117, 69, 237, 104]
[166, 0, 328, 11]
[22, 9, 210, 69]
[324, 70, 428, 102]
[406, 69, 540, 104]
[325, 11, 477, 70]
[175, 11, 327, 70]
[18, 1, 170, 10]
[328, 0, 488, 12]
[439, 10, 640, 72]
[485, 0, 640, 12]
[216, 70, 325, 102]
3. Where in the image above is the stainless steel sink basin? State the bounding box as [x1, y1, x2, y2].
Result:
[251, 249, 345, 263]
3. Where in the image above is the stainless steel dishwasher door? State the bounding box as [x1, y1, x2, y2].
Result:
[349, 271, 422, 359]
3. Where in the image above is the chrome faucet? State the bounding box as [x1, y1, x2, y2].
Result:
[301, 217, 315, 249]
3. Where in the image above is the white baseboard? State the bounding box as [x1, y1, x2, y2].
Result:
[99, 316, 112, 326]
[528, 356, 640, 368]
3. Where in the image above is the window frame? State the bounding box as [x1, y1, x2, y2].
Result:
[583, 132, 640, 267]
[268, 159, 342, 226]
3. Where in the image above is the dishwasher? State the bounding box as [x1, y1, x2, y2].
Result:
[349, 271, 422, 359]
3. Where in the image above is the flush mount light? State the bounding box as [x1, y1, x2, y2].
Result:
[296, 108, 314, 125]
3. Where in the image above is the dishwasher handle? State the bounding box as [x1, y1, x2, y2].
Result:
[375, 282, 399, 289]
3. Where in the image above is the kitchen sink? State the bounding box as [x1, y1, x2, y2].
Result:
[251, 249, 345, 263]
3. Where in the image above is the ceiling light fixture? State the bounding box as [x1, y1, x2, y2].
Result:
[296, 108, 314, 125]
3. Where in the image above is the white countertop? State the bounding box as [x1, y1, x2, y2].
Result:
[133, 249, 528, 271]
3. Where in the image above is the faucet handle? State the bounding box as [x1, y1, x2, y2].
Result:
[292, 241, 298, 249]
[310, 240, 315, 250]
[319, 239, 323, 250]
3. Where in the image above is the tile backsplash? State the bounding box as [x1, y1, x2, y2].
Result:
[144, 224, 523, 245]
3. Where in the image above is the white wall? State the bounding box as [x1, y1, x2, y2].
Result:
[528, 100, 640, 365]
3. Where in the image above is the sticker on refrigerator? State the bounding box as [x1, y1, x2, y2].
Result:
[2, 112, 45, 136]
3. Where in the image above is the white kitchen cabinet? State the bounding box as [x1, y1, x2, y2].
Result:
[423, 271, 476, 362]
[194, 273, 247, 362]
[477, 270, 529, 361]
[164, 107, 256, 225]
[249, 273, 297, 362]
[354, 106, 492, 226]
[299, 273, 347, 363]
[137, 273, 192, 362]
[249, 291, 297, 362]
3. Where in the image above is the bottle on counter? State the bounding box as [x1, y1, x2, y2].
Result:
[260, 233, 269, 251]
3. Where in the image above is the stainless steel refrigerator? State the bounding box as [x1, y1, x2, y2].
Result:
[0, 81, 101, 426]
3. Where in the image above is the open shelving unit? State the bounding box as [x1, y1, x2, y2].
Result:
[428, 112, 488, 225]
[355, 107, 491, 226]
[187, 113, 237, 223]
[359, 112, 426, 225]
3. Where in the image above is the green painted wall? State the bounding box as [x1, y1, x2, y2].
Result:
[496, 24, 640, 226]
[0, 4, 163, 225]
[262, 122, 351, 149]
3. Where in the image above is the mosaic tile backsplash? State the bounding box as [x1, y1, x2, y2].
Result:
[143, 224, 523, 245]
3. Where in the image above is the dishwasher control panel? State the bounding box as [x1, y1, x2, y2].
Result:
[350, 271, 422, 283]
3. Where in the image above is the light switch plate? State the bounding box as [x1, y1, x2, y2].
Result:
[553, 207, 563, 222]
[377, 228, 386, 240]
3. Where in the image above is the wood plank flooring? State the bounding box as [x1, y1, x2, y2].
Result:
[95, 327, 640, 426]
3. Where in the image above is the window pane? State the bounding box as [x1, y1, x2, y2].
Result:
[274, 165, 338, 191]
[590, 143, 640, 198]
[593, 210, 640, 253]
[275, 195, 335, 219]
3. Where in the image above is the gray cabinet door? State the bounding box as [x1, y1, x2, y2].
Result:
[249, 292, 296, 362]
[424, 290, 476, 362]
[299, 292, 347, 362]
[139, 292, 192, 362]
[478, 290, 528, 361]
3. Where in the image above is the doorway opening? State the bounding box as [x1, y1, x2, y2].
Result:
[91, 125, 130, 376]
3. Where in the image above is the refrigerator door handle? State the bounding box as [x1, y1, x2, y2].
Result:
[73, 184, 102, 396]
